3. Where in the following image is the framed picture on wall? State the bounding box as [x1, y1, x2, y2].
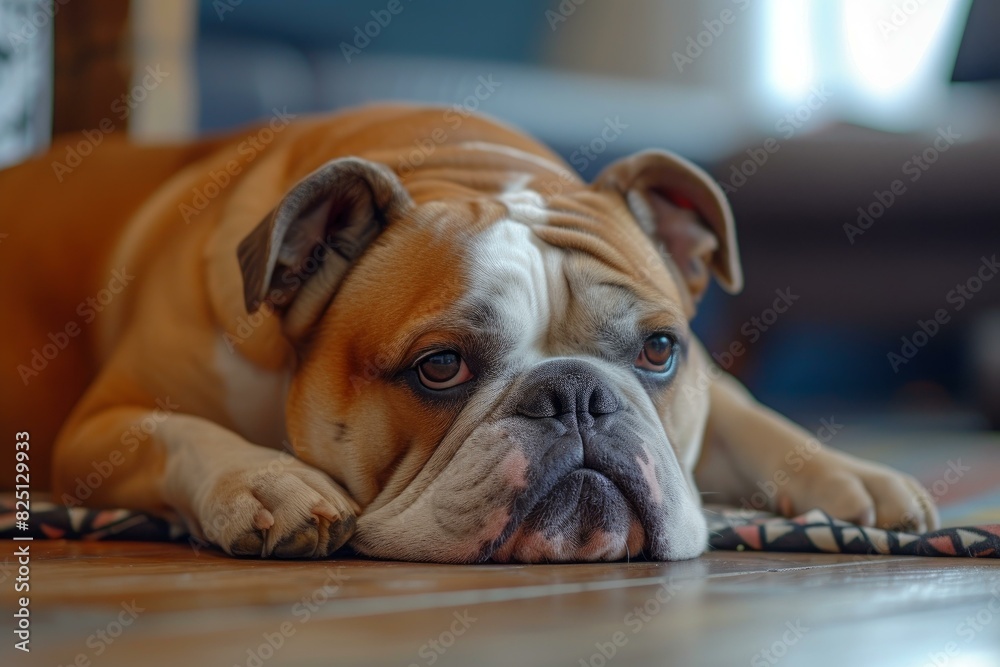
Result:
[0, 0, 53, 168]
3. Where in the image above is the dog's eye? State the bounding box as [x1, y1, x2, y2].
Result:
[635, 334, 676, 372]
[416, 351, 474, 389]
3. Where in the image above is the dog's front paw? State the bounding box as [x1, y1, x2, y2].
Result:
[778, 450, 939, 533]
[195, 458, 359, 558]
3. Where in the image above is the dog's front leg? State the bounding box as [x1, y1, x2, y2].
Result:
[53, 408, 358, 557]
[696, 370, 939, 532]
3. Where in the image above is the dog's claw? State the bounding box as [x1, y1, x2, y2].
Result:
[229, 530, 266, 557]
[327, 514, 356, 553]
[254, 508, 275, 530]
[312, 500, 339, 522]
[198, 462, 359, 559]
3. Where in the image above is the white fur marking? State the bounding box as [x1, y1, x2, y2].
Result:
[498, 173, 548, 223]
[469, 220, 565, 360]
[213, 336, 289, 446]
[499, 195, 548, 225]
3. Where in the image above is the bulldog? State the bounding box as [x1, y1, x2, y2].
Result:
[0, 105, 938, 562]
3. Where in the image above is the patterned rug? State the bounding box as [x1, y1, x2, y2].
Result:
[706, 507, 1000, 558]
[701, 431, 1000, 558]
[3, 495, 998, 559]
[4, 428, 997, 558]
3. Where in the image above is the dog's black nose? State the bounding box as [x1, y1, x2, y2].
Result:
[516, 359, 621, 419]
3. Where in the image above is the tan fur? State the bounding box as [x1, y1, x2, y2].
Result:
[0, 104, 937, 561]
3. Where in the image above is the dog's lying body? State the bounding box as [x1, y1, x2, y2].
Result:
[0, 105, 937, 561]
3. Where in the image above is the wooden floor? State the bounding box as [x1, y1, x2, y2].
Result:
[4, 541, 1000, 667]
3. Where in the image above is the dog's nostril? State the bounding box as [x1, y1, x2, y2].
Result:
[589, 383, 619, 416]
[521, 390, 559, 419]
[516, 361, 620, 419]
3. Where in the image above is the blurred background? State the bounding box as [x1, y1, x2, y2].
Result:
[2, 0, 999, 433]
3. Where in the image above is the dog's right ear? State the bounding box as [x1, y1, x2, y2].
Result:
[237, 158, 412, 338]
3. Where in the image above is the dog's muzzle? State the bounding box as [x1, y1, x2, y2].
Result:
[487, 359, 661, 562]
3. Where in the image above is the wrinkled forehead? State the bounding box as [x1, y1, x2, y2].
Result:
[463, 207, 689, 363]
[324, 184, 688, 384]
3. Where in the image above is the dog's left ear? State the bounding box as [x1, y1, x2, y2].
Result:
[593, 149, 742, 299]
[237, 157, 412, 338]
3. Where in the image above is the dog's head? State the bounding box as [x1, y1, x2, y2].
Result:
[236, 139, 741, 563]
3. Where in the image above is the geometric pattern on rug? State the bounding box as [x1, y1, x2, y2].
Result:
[4, 496, 998, 558]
